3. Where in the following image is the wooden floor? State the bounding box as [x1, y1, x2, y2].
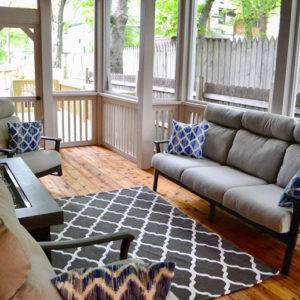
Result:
[41, 146, 300, 300]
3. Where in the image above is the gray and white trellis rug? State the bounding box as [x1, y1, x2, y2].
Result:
[51, 186, 278, 299]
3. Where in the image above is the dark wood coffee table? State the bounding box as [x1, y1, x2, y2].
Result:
[0, 157, 63, 242]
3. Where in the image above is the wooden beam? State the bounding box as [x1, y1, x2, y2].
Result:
[0, 7, 39, 25]
[136, 0, 155, 169]
[20, 26, 35, 41]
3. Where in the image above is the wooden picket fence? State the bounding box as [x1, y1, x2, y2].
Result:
[123, 40, 177, 79]
[196, 37, 277, 91]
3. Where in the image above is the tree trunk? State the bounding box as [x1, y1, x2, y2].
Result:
[198, 0, 215, 40]
[259, 14, 267, 38]
[195, 0, 215, 89]
[53, 0, 67, 69]
[110, 0, 128, 74]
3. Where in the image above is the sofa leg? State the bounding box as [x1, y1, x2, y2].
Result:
[153, 170, 159, 192]
[208, 204, 215, 222]
[281, 202, 300, 275]
[57, 165, 63, 176]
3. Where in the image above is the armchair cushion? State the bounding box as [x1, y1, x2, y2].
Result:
[7, 121, 43, 154]
[52, 261, 175, 300]
[16, 150, 62, 174]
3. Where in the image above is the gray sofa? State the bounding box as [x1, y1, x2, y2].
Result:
[152, 103, 300, 275]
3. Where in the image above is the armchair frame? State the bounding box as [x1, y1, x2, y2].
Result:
[39, 231, 135, 261]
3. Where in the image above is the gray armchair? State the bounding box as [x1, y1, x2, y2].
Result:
[0, 98, 62, 178]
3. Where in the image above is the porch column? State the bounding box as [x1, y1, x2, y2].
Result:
[136, 0, 155, 169]
[39, 0, 57, 139]
[271, 0, 300, 116]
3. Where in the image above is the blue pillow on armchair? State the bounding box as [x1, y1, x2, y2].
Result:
[279, 170, 300, 208]
[166, 120, 209, 159]
[7, 121, 43, 155]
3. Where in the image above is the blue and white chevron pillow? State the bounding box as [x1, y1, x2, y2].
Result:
[52, 261, 175, 300]
[7, 121, 43, 155]
[166, 120, 209, 159]
[279, 170, 300, 208]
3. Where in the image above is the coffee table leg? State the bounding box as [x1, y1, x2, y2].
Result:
[29, 227, 52, 262]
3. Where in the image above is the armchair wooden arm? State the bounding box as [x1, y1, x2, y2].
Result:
[0, 148, 15, 158]
[154, 140, 169, 153]
[40, 136, 62, 152]
[39, 231, 135, 260]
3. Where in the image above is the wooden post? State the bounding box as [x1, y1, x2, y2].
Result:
[176, 0, 192, 102]
[85, 68, 89, 84]
[63, 66, 67, 79]
[136, 0, 155, 169]
[196, 75, 204, 100]
[39, 0, 57, 141]
[271, 0, 299, 115]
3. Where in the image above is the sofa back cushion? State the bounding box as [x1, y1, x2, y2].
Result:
[227, 130, 289, 183]
[277, 144, 300, 187]
[204, 103, 244, 129]
[203, 104, 243, 164]
[203, 123, 237, 164]
[242, 110, 295, 142]
[294, 122, 300, 143]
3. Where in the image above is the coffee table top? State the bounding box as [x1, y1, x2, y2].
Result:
[0, 157, 63, 230]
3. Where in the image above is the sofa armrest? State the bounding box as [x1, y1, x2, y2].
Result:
[40, 136, 62, 152]
[0, 148, 15, 158]
[39, 231, 134, 260]
[154, 140, 169, 153]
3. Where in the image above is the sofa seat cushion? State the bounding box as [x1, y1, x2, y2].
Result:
[16, 150, 61, 175]
[181, 166, 267, 203]
[223, 184, 292, 233]
[151, 152, 221, 181]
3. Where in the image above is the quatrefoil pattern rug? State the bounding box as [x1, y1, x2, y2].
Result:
[51, 186, 278, 299]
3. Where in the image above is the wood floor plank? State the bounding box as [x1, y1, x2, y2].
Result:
[40, 146, 300, 300]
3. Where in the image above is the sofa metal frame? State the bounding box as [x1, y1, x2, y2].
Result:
[153, 140, 300, 275]
[0, 136, 63, 178]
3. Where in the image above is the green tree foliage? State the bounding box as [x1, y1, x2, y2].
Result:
[232, 0, 281, 38]
[155, 0, 178, 37]
[72, 0, 94, 27]
[0, 28, 31, 64]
